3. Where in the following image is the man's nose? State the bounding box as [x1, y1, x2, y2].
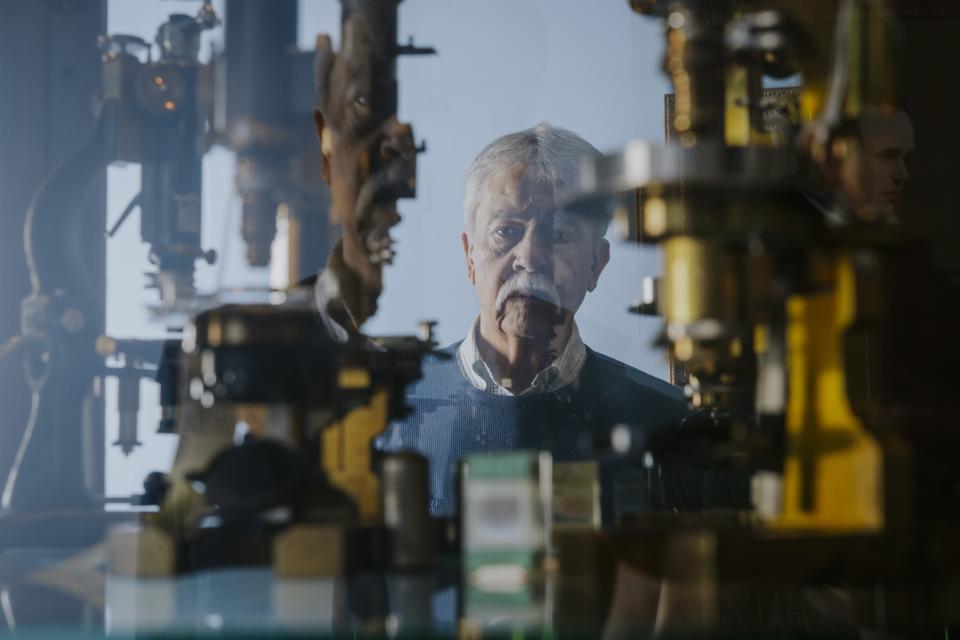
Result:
[892, 157, 910, 185]
[512, 228, 551, 273]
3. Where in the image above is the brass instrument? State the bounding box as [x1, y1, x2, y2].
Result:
[567, 0, 960, 633]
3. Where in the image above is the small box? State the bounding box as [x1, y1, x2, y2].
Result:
[552, 461, 600, 531]
[462, 451, 552, 589]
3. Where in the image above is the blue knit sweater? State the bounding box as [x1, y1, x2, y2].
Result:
[377, 342, 741, 522]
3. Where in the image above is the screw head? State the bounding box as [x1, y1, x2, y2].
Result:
[417, 320, 438, 343]
[61, 308, 85, 333]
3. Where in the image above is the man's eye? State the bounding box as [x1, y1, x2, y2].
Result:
[494, 226, 520, 239]
[552, 227, 575, 243]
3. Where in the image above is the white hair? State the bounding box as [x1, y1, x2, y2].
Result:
[463, 122, 606, 238]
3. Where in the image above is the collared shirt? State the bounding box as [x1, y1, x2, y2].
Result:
[456, 316, 587, 396]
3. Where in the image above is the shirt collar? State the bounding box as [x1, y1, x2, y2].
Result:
[457, 316, 586, 396]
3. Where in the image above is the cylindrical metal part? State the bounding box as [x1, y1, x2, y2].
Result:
[241, 194, 278, 267]
[663, 5, 729, 143]
[662, 237, 737, 330]
[385, 574, 436, 633]
[340, 0, 400, 123]
[381, 452, 435, 569]
[156, 14, 201, 63]
[225, 0, 297, 267]
[138, 59, 203, 301]
[225, 0, 297, 139]
[116, 374, 141, 455]
[156, 339, 181, 433]
[234, 154, 285, 267]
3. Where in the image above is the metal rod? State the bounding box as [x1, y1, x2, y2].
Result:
[106, 191, 142, 238]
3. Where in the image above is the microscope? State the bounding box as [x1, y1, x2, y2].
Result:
[556, 0, 960, 634]
[3, 0, 439, 585]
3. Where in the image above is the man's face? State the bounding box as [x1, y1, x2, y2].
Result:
[845, 111, 914, 221]
[461, 165, 610, 341]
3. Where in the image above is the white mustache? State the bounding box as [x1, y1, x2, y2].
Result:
[495, 272, 561, 313]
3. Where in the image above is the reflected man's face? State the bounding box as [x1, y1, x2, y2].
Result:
[461, 165, 610, 342]
[848, 110, 915, 221]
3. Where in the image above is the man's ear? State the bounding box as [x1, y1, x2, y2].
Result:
[461, 231, 476, 284]
[587, 238, 610, 292]
[313, 108, 331, 184]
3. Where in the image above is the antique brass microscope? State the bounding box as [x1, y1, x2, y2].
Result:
[579, 0, 902, 531]
[1, 0, 437, 580]
[150, 0, 438, 576]
[568, 0, 960, 633]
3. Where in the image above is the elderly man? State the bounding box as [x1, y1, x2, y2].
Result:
[379, 123, 691, 520]
[843, 109, 914, 223]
